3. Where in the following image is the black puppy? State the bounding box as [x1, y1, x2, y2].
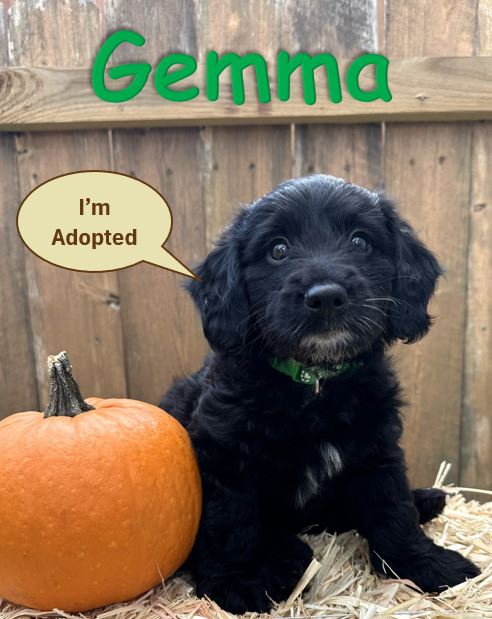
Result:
[161, 175, 478, 613]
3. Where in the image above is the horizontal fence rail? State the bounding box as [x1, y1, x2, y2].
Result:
[0, 57, 491, 130]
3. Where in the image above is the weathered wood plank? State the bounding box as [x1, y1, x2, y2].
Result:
[0, 134, 39, 417]
[201, 1, 293, 244]
[461, 123, 492, 489]
[0, 57, 491, 130]
[293, 0, 383, 190]
[0, 2, 38, 417]
[8, 0, 127, 404]
[203, 125, 292, 243]
[15, 132, 128, 403]
[385, 0, 476, 487]
[460, 3, 492, 489]
[385, 125, 472, 485]
[112, 128, 209, 403]
[386, 0, 477, 56]
[295, 123, 382, 188]
[108, 0, 208, 404]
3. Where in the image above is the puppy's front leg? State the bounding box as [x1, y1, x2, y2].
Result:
[191, 469, 312, 613]
[346, 457, 479, 592]
[190, 471, 272, 614]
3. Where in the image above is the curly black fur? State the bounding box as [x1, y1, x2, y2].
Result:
[160, 175, 478, 613]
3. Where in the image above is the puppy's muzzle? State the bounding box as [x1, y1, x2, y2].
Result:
[304, 282, 348, 320]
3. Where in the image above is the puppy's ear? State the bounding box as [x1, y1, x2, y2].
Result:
[379, 194, 443, 343]
[187, 210, 250, 352]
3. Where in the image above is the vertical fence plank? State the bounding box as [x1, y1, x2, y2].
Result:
[384, 0, 476, 486]
[0, 3, 38, 417]
[385, 1, 477, 56]
[295, 124, 382, 189]
[0, 136, 39, 417]
[203, 125, 292, 243]
[293, 0, 382, 189]
[201, 0, 293, 243]
[6, 0, 127, 403]
[384, 125, 472, 485]
[461, 6, 492, 489]
[108, 0, 208, 404]
[462, 124, 492, 489]
[111, 127, 208, 403]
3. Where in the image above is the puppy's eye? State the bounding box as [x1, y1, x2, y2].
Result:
[351, 234, 371, 252]
[269, 239, 289, 261]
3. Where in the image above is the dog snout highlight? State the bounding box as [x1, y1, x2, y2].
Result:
[304, 282, 348, 319]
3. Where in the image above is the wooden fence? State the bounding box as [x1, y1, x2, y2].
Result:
[0, 0, 491, 491]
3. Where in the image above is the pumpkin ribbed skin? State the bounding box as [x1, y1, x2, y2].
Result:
[0, 397, 202, 612]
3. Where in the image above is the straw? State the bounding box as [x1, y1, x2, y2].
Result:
[1, 462, 491, 619]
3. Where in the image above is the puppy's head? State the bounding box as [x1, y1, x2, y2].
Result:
[189, 175, 442, 362]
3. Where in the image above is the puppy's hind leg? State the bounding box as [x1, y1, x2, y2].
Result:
[412, 488, 447, 524]
[345, 458, 479, 592]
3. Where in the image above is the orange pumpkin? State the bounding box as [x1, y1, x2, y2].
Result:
[0, 352, 202, 612]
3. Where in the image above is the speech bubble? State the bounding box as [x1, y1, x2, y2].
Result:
[17, 171, 195, 278]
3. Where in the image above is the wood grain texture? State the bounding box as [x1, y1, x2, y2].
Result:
[384, 0, 476, 487]
[15, 132, 127, 403]
[107, 0, 208, 404]
[384, 125, 472, 484]
[295, 123, 382, 188]
[386, 0, 477, 56]
[112, 127, 209, 403]
[461, 3, 492, 488]
[0, 134, 39, 417]
[201, 1, 293, 243]
[0, 2, 38, 417]
[1, 57, 491, 130]
[478, 0, 492, 53]
[293, 0, 382, 240]
[203, 125, 292, 242]
[461, 123, 492, 488]
[8, 0, 127, 404]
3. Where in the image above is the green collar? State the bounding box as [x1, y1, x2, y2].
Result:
[269, 356, 363, 392]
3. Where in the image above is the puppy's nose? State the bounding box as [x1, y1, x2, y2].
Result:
[304, 283, 347, 317]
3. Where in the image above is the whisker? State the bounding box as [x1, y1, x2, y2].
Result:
[360, 303, 387, 317]
[365, 297, 398, 306]
[359, 314, 383, 331]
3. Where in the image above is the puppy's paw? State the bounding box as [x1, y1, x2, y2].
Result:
[409, 547, 480, 592]
[412, 487, 447, 524]
[260, 536, 313, 602]
[373, 545, 480, 592]
[196, 574, 272, 614]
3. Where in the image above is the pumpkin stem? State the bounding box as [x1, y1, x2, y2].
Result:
[44, 351, 95, 418]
